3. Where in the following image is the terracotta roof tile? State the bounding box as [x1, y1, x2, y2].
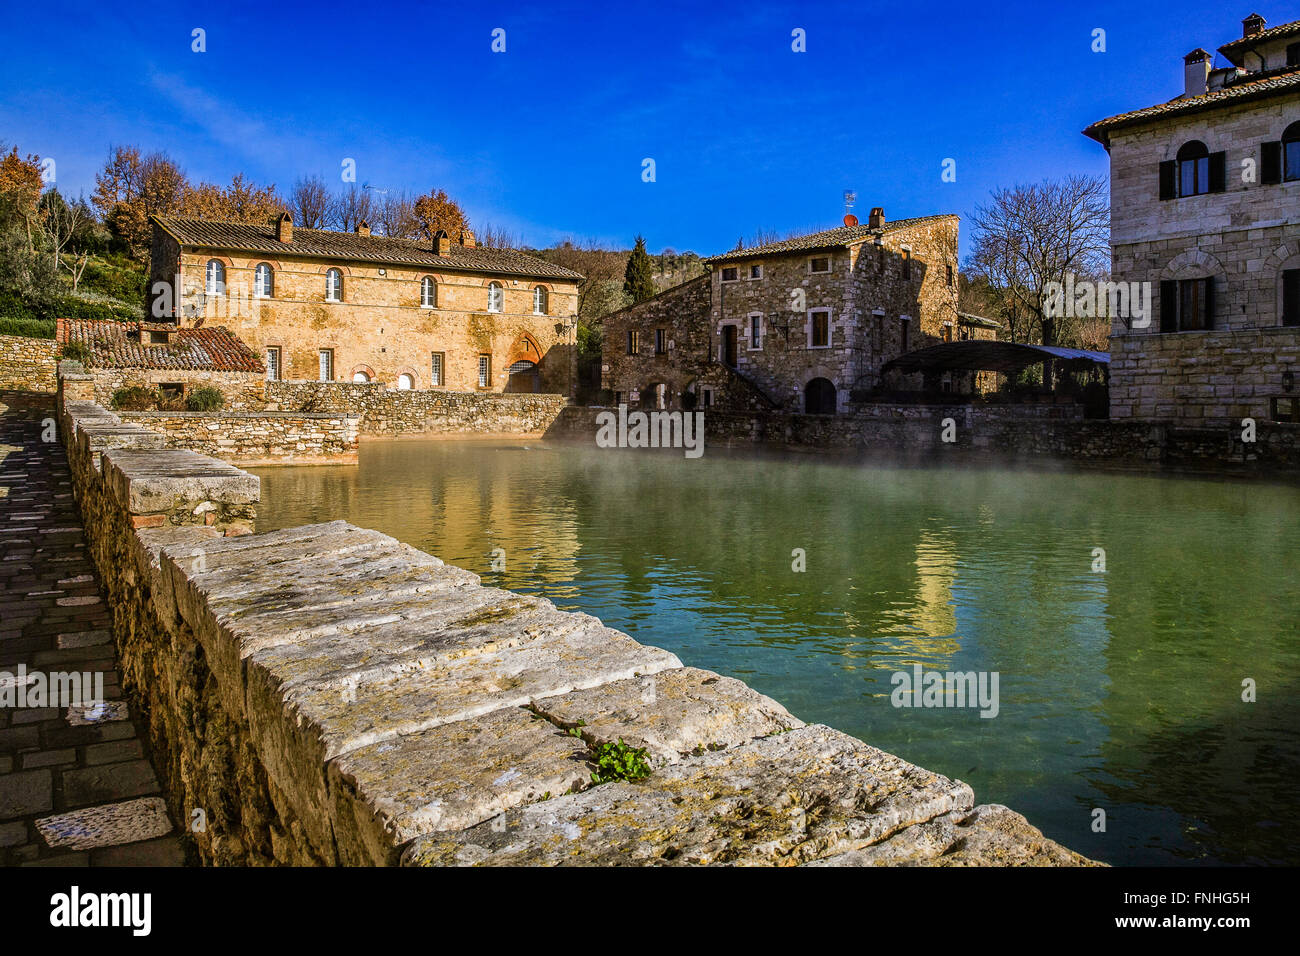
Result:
[1219, 18, 1300, 64]
[153, 217, 583, 281]
[1083, 67, 1300, 145]
[702, 215, 956, 264]
[57, 319, 264, 373]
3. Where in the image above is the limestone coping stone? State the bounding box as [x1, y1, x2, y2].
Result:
[401, 724, 976, 866]
[123, 410, 362, 421]
[101, 447, 259, 514]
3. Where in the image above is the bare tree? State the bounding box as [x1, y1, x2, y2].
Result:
[330, 185, 376, 233]
[965, 175, 1110, 347]
[373, 191, 419, 239]
[476, 222, 519, 249]
[289, 175, 332, 229]
[39, 190, 90, 290]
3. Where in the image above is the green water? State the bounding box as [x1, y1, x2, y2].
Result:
[250, 439, 1300, 866]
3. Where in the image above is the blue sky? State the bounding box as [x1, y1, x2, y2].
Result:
[2, 1, 1294, 258]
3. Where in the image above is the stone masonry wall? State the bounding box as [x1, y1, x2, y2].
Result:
[118, 411, 360, 465]
[264, 380, 567, 437]
[0, 334, 59, 392]
[90, 368, 267, 412]
[57, 394, 1095, 866]
[546, 402, 1300, 475]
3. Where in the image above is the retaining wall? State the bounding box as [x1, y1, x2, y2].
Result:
[546, 403, 1300, 475]
[56, 393, 1095, 867]
[118, 411, 360, 465]
[264, 380, 567, 437]
[0, 334, 58, 392]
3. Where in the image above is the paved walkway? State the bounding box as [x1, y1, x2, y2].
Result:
[0, 390, 183, 866]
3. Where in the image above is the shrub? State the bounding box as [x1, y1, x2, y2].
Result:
[59, 342, 92, 365]
[185, 386, 224, 411]
[588, 738, 652, 785]
[0, 317, 55, 338]
[110, 386, 157, 411]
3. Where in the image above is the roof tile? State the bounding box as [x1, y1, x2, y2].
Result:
[58, 319, 265, 373]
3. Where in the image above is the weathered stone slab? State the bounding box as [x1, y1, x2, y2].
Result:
[102, 447, 259, 513]
[805, 803, 1101, 867]
[328, 707, 590, 864]
[531, 667, 804, 767]
[401, 725, 974, 866]
[36, 796, 173, 851]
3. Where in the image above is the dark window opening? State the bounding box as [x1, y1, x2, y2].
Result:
[810, 310, 829, 347]
[721, 266, 738, 282]
[902, 249, 912, 280]
[1271, 396, 1300, 423]
[1284, 122, 1300, 182]
[1283, 269, 1300, 326]
[654, 329, 666, 354]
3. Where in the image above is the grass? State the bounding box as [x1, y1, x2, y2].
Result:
[0, 317, 55, 338]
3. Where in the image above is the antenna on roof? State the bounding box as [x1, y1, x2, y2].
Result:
[843, 189, 856, 215]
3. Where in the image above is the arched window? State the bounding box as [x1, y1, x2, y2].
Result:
[420, 276, 437, 308]
[487, 281, 503, 313]
[1284, 121, 1300, 182]
[533, 285, 548, 315]
[205, 259, 225, 296]
[396, 372, 415, 390]
[352, 370, 370, 383]
[254, 263, 274, 298]
[804, 378, 837, 415]
[1177, 140, 1210, 197]
[326, 268, 344, 302]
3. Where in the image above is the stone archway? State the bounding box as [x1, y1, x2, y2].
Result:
[805, 377, 837, 415]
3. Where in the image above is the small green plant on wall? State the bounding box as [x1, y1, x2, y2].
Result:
[185, 386, 224, 411]
[589, 738, 652, 785]
[60, 342, 92, 365]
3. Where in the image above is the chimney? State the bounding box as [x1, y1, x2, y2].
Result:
[868, 207, 885, 229]
[459, 228, 476, 248]
[276, 212, 293, 243]
[433, 229, 450, 255]
[1242, 13, 1266, 38]
[1183, 48, 1212, 98]
[355, 220, 370, 237]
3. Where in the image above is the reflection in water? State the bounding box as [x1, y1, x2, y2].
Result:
[251, 440, 1300, 865]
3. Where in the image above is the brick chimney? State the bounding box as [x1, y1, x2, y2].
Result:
[459, 228, 476, 248]
[868, 207, 885, 229]
[1183, 48, 1212, 98]
[433, 229, 450, 255]
[276, 212, 293, 243]
[355, 220, 370, 237]
[1242, 13, 1266, 38]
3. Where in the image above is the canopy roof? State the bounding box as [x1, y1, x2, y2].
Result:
[882, 341, 1109, 375]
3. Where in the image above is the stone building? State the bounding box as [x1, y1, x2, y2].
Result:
[148, 215, 583, 395]
[56, 318, 267, 408]
[602, 210, 964, 414]
[1084, 12, 1300, 424]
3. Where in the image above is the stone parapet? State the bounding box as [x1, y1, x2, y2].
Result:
[0, 334, 58, 392]
[56, 396, 1097, 866]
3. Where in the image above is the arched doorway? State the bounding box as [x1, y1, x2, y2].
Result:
[805, 377, 836, 415]
[506, 359, 540, 393]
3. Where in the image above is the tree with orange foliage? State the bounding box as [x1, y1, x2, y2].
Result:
[412, 189, 470, 241]
[0, 146, 46, 250]
[179, 173, 285, 223]
[92, 146, 187, 258]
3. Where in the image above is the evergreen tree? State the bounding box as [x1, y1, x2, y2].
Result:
[623, 235, 656, 304]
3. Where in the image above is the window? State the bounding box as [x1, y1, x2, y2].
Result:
[627, 330, 640, 354]
[942, 323, 953, 343]
[721, 266, 739, 282]
[655, 329, 666, 354]
[533, 285, 548, 314]
[318, 349, 333, 381]
[487, 281, 503, 313]
[1159, 278, 1215, 331]
[902, 249, 912, 281]
[430, 352, 444, 386]
[1271, 396, 1300, 423]
[265, 347, 280, 381]
[1288, 42, 1300, 67]
[749, 264, 762, 280]
[946, 263, 954, 288]
[1177, 141, 1210, 197]
[478, 354, 491, 388]
[750, 314, 761, 348]
[254, 263, 273, 298]
[700, 386, 714, 408]
[352, 370, 371, 383]
[421, 276, 437, 308]
[326, 268, 343, 302]
[901, 315, 911, 351]
[809, 256, 830, 274]
[397, 373, 415, 390]
[809, 309, 830, 348]
[1284, 122, 1300, 182]
[614, 391, 623, 406]
[1283, 269, 1300, 326]
[205, 259, 225, 296]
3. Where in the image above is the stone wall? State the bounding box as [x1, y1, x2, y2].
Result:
[57, 395, 1095, 866]
[0, 334, 58, 392]
[264, 380, 568, 437]
[118, 411, 360, 465]
[547, 402, 1300, 475]
[89, 367, 267, 411]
